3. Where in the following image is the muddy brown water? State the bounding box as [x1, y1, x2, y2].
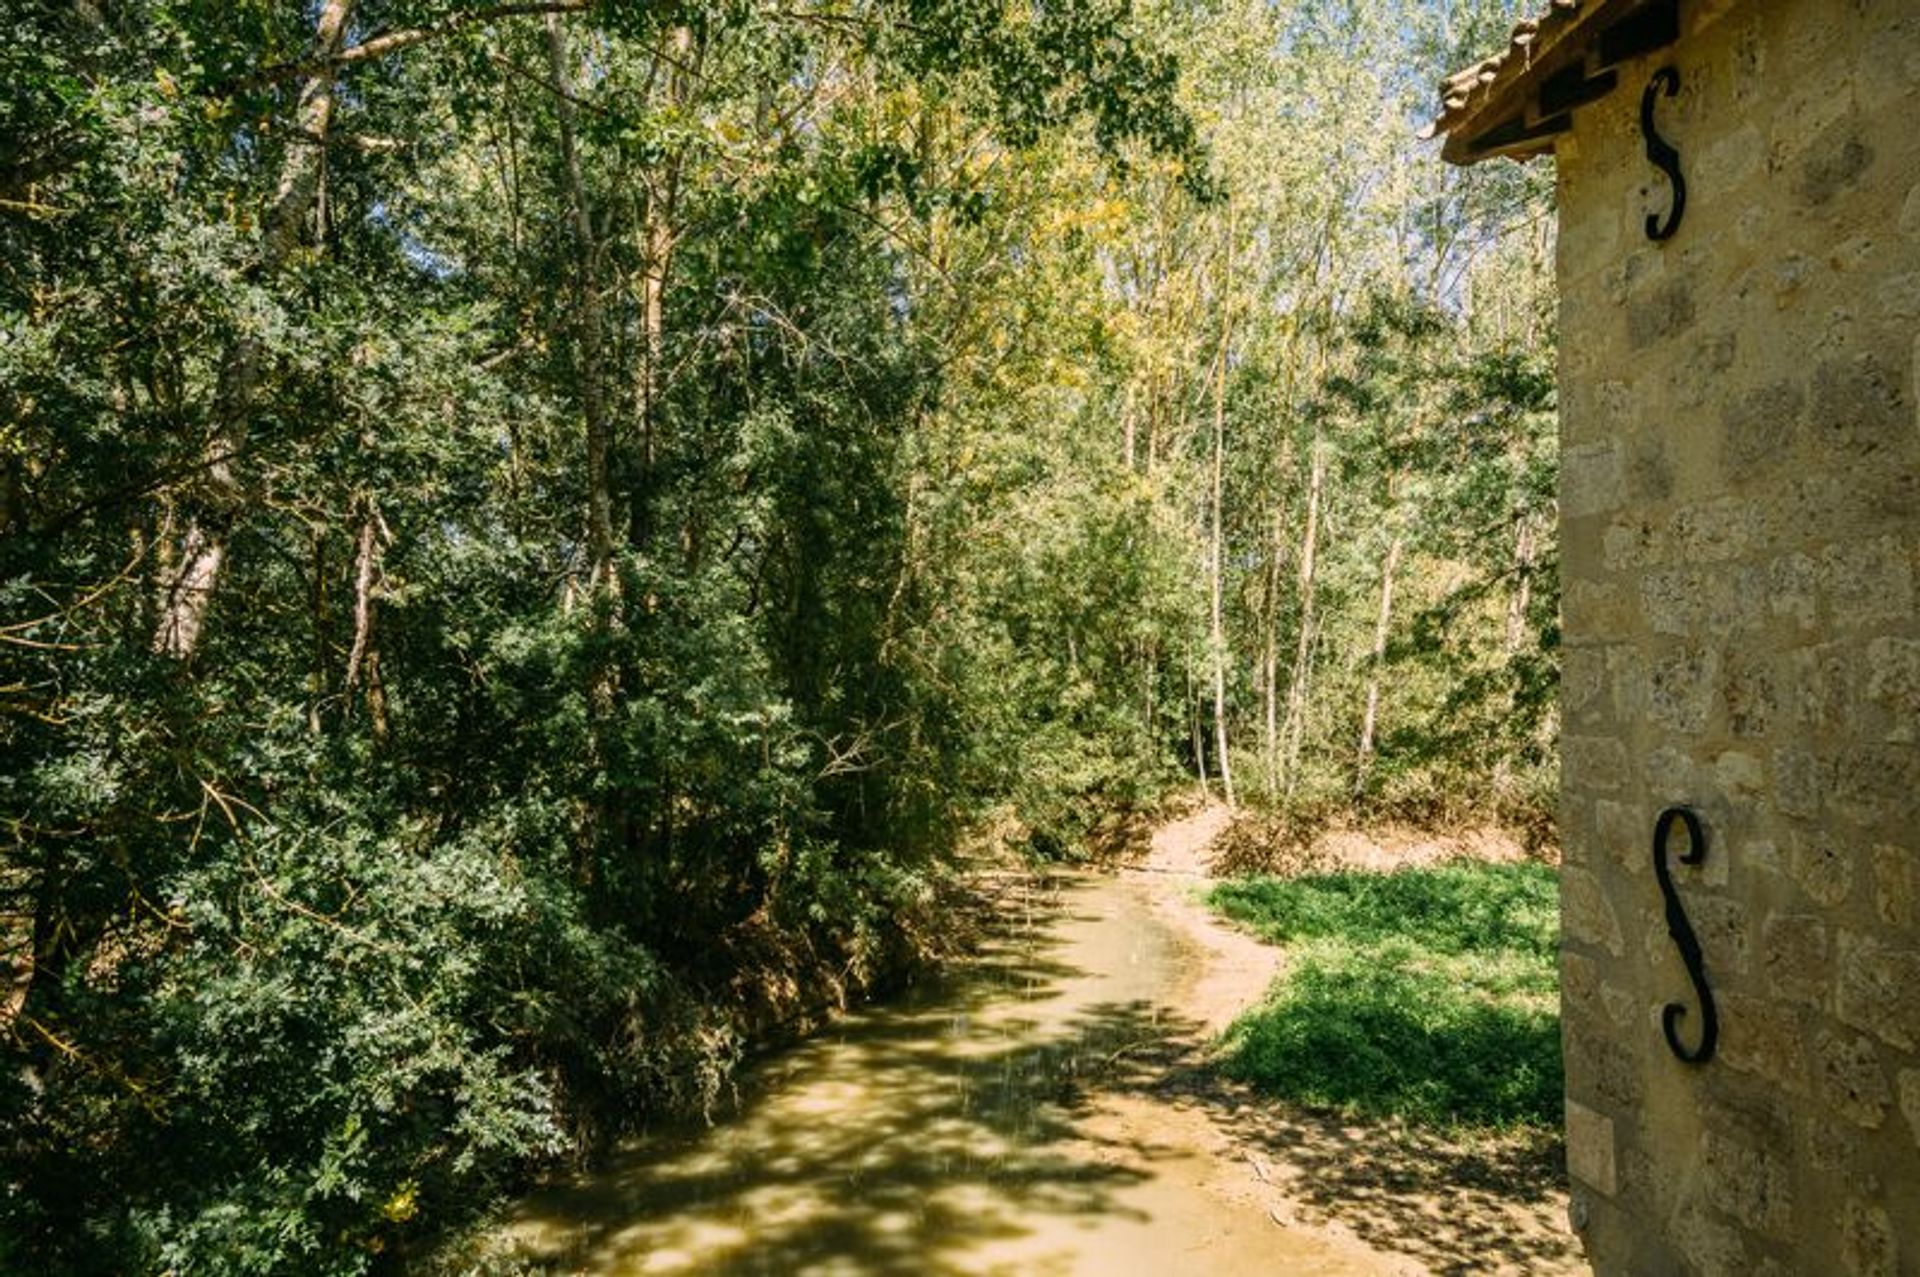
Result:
[496, 872, 1394, 1276]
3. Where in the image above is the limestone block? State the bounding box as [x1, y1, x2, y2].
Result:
[1863, 637, 1920, 742]
[1832, 744, 1920, 827]
[1899, 1070, 1920, 1147]
[1767, 553, 1818, 630]
[1641, 568, 1708, 638]
[1648, 646, 1721, 735]
[1626, 437, 1675, 502]
[1852, 16, 1920, 114]
[1563, 867, 1627, 956]
[1672, 333, 1740, 413]
[1786, 643, 1853, 732]
[1643, 745, 1703, 805]
[1564, 443, 1627, 519]
[1674, 1198, 1750, 1277]
[1566, 736, 1631, 792]
[1565, 580, 1637, 641]
[1831, 235, 1880, 274]
[1772, 253, 1815, 310]
[1721, 379, 1805, 482]
[1564, 951, 1604, 1019]
[1672, 499, 1760, 563]
[1745, 837, 1785, 877]
[1810, 355, 1910, 459]
[1600, 982, 1639, 1029]
[1564, 646, 1612, 727]
[1698, 126, 1765, 192]
[1792, 124, 1876, 209]
[1814, 1027, 1893, 1129]
[1627, 277, 1697, 350]
[1840, 1199, 1898, 1277]
[1822, 537, 1916, 628]
[1835, 931, 1920, 1052]
[1759, 914, 1829, 1007]
[1878, 272, 1920, 322]
[1566, 1099, 1619, 1196]
[1701, 1127, 1794, 1238]
[1561, 203, 1623, 283]
[1689, 894, 1751, 976]
[1596, 799, 1645, 878]
[1568, 1026, 1646, 1110]
[1718, 991, 1809, 1094]
[1721, 653, 1778, 738]
[1787, 831, 1855, 909]
[1564, 377, 1632, 447]
[1777, 465, 1920, 546]
[1871, 844, 1917, 929]
[1603, 516, 1667, 573]
[1772, 748, 1828, 821]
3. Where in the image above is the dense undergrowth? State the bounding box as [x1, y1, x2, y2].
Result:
[1210, 863, 1562, 1130]
[5, 0, 1555, 1271]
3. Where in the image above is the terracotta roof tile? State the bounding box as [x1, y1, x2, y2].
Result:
[1422, 0, 1599, 148]
[1425, 0, 1691, 163]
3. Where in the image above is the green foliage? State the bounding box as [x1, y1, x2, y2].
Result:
[1, 0, 1207, 1269]
[1210, 862, 1560, 961]
[1210, 865, 1562, 1129]
[1, 0, 1559, 1268]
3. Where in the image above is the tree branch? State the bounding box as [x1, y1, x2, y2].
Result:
[218, 0, 595, 93]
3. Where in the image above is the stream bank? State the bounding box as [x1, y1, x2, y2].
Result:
[481, 808, 1582, 1276]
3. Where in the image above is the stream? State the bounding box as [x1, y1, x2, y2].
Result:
[494, 871, 1389, 1276]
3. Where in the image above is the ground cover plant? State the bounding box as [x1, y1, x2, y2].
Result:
[1209, 863, 1561, 1129]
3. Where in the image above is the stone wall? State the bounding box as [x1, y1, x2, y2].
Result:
[1554, 1, 1920, 1273]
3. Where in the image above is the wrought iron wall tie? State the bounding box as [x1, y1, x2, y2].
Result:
[1640, 67, 1686, 241]
[1654, 806, 1717, 1064]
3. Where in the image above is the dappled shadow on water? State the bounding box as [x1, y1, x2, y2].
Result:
[502, 878, 1212, 1276]
[497, 872, 1581, 1277]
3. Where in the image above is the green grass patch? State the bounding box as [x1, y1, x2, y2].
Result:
[1208, 862, 1561, 1130]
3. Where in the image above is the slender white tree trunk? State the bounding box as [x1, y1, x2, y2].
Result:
[1208, 331, 1236, 809]
[154, 0, 354, 658]
[1280, 438, 1326, 794]
[1356, 532, 1402, 793]
[545, 13, 617, 595]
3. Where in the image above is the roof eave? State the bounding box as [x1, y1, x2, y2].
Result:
[1428, 0, 1681, 167]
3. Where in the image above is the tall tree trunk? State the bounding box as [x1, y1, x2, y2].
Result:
[545, 13, 616, 595]
[1261, 502, 1285, 798]
[154, 0, 354, 658]
[1208, 318, 1236, 810]
[547, 13, 620, 893]
[1142, 632, 1156, 757]
[1280, 437, 1326, 794]
[1355, 532, 1403, 794]
[1505, 511, 1536, 654]
[344, 498, 386, 737]
[1187, 647, 1210, 798]
[632, 26, 692, 555]
[308, 532, 328, 734]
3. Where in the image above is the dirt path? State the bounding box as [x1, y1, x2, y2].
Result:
[488, 807, 1583, 1276]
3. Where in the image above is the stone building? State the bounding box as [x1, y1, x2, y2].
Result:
[1430, 1, 1919, 1273]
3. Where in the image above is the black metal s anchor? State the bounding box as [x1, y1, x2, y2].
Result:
[1640, 67, 1686, 241]
[1654, 807, 1717, 1064]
